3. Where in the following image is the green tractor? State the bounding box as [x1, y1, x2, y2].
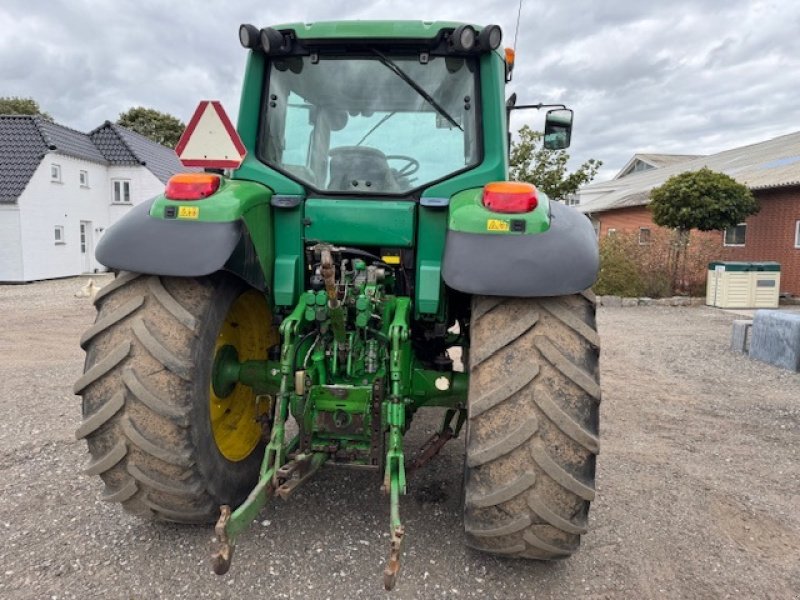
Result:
[74, 21, 601, 590]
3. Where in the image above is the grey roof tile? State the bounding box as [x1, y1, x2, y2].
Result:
[89, 121, 190, 183]
[0, 116, 48, 203]
[89, 123, 138, 164]
[36, 120, 107, 163]
[112, 124, 189, 183]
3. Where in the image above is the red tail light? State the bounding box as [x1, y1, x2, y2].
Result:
[482, 181, 538, 213]
[165, 173, 221, 200]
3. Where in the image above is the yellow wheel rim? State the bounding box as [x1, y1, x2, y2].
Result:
[209, 289, 278, 462]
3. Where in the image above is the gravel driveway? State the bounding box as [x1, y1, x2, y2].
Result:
[0, 276, 798, 599]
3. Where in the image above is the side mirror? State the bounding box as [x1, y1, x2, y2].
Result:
[543, 108, 573, 150]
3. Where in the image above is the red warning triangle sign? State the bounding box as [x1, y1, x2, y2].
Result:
[175, 101, 247, 169]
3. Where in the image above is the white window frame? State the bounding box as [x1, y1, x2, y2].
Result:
[50, 164, 62, 183]
[54, 225, 65, 244]
[563, 194, 580, 207]
[723, 223, 747, 247]
[112, 179, 131, 204]
[795, 220, 800, 249]
[79, 170, 89, 187]
[607, 228, 617, 237]
[638, 227, 651, 245]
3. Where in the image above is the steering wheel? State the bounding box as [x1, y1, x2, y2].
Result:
[385, 155, 420, 178]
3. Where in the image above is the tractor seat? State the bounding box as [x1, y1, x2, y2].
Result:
[328, 146, 397, 193]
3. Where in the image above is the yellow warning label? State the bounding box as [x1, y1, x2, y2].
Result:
[486, 219, 510, 232]
[381, 255, 401, 265]
[178, 206, 200, 219]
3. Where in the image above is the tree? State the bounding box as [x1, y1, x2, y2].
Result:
[117, 107, 185, 148]
[0, 97, 52, 120]
[509, 125, 602, 200]
[650, 167, 759, 292]
[650, 167, 758, 232]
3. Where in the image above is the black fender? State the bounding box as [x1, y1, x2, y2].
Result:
[96, 198, 265, 290]
[442, 200, 599, 297]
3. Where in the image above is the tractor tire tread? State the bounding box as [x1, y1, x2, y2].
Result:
[470, 306, 539, 367]
[146, 277, 198, 332]
[73, 340, 130, 395]
[76, 274, 235, 524]
[83, 438, 127, 476]
[464, 294, 600, 559]
[122, 367, 190, 425]
[92, 271, 142, 306]
[465, 514, 531, 537]
[102, 479, 138, 503]
[75, 389, 125, 440]
[465, 415, 538, 468]
[131, 317, 192, 381]
[120, 416, 194, 467]
[80, 295, 145, 349]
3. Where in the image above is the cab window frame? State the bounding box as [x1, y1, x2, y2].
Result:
[255, 51, 484, 199]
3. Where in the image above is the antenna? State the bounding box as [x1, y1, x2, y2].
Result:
[513, 0, 524, 51]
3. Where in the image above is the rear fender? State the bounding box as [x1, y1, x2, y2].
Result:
[96, 179, 273, 290]
[442, 192, 599, 297]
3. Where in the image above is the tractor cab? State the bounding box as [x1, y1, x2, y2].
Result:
[235, 21, 509, 202]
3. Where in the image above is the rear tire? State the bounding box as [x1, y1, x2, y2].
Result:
[463, 292, 601, 558]
[74, 272, 275, 523]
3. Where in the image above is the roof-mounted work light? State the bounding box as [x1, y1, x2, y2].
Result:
[259, 27, 288, 54]
[450, 25, 477, 52]
[478, 25, 502, 50]
[238, 24, 259, 49]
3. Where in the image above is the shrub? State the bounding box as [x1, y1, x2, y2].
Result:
[594, 229, 719, 297]
[594, 234, 645, 297]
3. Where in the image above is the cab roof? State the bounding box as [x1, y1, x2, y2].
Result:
[271, 20, 474, 41]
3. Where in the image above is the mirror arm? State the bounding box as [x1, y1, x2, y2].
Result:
[508, 103, 567, 112]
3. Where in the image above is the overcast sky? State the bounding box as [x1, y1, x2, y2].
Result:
[2, 0, 798, 181]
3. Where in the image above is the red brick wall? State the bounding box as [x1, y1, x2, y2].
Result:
[596, 206, 661, 238]
[591, 186, 800, 295]
[718, 187, 800, 295]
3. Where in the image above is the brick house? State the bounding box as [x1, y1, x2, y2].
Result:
[578, 132, 800, 296]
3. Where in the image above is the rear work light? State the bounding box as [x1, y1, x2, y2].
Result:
[165, 173, 221, 200]
[482, 181, 538, 213]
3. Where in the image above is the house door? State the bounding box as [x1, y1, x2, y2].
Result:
[80, 221, 93, 273]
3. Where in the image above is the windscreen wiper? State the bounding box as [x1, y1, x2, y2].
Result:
[357, 111, 396, 146]
[370, 48, 463, 131]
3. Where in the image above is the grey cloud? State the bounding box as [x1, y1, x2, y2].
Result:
[0, 0, 797, 182]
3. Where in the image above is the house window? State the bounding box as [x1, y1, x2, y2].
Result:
[112, 180, 131, 203]
[563, 194, 580, 206]
[607, 228, 617, 237]
[51, 164, 62, 182]
[79, 170, 89, 187]
[724, 223, 747, 246]
[795, 221, 800, 248]
[54, 226, 65, 244]
[639, 227, 651, 245]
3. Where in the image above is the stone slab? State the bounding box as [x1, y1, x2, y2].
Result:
[749, 310, 800, 371]
[730, 319, 753, 353]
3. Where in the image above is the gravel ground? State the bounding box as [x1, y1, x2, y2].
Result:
[0, 276, 798, 599]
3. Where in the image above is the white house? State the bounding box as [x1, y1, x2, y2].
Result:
[0, 116, 187, 282]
